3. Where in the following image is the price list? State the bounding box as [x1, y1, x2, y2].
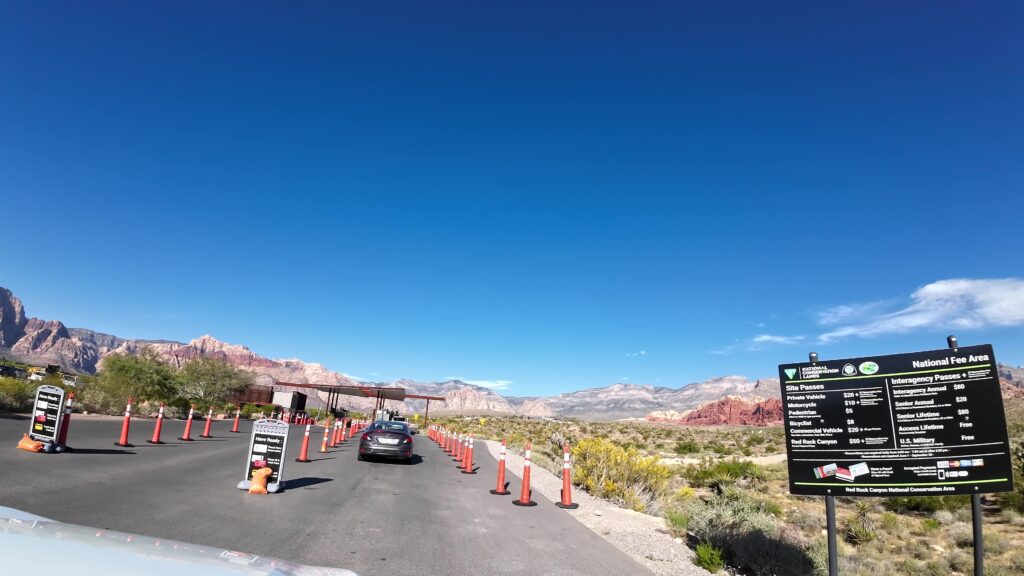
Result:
[779, 344, 1014, 496]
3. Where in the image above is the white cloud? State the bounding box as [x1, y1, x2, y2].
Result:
[625, 350, 647, 357]
[711, 334, 803, 355]
[751, 334, 805, 346]
[819, 278, 1024, 343]
[709, 343, 739, 355]
[445, 376, 513, 390]
[816, 300, 896, 326]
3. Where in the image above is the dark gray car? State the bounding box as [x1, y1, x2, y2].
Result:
[357, 420, 414, 463]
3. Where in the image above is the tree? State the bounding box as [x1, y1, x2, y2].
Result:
[97, 347, 177, 401]
[80, 347, 178, 413]
[175, 357, 253, 406]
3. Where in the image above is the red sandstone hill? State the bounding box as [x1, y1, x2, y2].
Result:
[647, 396, 783, 426]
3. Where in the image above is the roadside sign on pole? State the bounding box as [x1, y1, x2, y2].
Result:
[236, 418, 290, 493]
[29, 385, 66, 445]
[779, 344, 1014, 496]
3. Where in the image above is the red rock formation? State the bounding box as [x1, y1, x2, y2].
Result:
[647, 396, 783, 426]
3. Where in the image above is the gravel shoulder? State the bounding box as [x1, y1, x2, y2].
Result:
[482, 440, 711, 576]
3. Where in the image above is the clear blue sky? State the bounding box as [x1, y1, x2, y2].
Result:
[2, 2, 1022, 395]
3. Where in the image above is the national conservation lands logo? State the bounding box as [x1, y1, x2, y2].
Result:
[842, 363, 857, 376]
[858, 361, 879, 375]
[784, 368, 797, 380]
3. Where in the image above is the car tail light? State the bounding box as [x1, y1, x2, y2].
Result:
[403, 437, 412, 443]
[361, 433, 371, 442]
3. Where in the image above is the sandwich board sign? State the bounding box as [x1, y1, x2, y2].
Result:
[237, 418, 290, 493]
[779, 344, 1014, 497]
[29, 385, 66, 446]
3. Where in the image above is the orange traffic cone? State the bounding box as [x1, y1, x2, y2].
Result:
[490, 439, 511, 495]
[199, 408, 214, 438]
[179, 405, 195, 441]
[114, 397, 134, 447]
[295, 424, 312, 462]
[147, 404, 166, 444]
[556, 442, 579, 509]
[512, 442, 537, 507]
[460, 434, 476, 474]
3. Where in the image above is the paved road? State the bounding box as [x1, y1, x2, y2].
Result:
[0, 414, 650, 576]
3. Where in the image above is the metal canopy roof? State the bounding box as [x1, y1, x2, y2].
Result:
[273, 382, 444, 403]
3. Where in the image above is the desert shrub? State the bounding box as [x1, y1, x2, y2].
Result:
[843, 518, 875, 545]
[998, 488, 1024, 513]
[683, 458, 766, 489]
[843, 502, 877, 545]
[880, 511, 899, 532]
[919, 518, 941, 534]
[1006, 549, 1024, 571]
[0, 377, 34, 412]
[948, 522, 974, 547]
[674, 439, 700, 454]
[787, 508, 821, 533]
[884, 495, 969, 514]
[666, 510, 690, 534]
[932, 509, 954, 524]
[681, 490, 813, 576]
[572, 437, 670, 513]
[984, 532, 1008, 555]
[693, 542, 725, 573]
[946, 550, 972, 573]
[923, 560, 947, 576]
[745, 432, 766, 445]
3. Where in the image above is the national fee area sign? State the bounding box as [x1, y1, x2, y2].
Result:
[779, 344, 1014, 497]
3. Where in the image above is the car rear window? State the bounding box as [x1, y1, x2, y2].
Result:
[372, 422, 407, 432]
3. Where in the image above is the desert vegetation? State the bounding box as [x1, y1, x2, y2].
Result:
[434, 401, 1024, 575]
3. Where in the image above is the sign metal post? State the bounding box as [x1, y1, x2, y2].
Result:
[947, 335, 985, 576]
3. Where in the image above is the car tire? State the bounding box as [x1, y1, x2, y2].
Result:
[357, 453, 365, 461]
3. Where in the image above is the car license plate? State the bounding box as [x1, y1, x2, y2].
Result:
[379, 438, 400, 445]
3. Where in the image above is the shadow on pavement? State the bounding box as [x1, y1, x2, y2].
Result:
[0, 413, 29, 421]
[285, 477, 333, 490]
[359, 454, 423, 465]
[67, 448, 136, 455]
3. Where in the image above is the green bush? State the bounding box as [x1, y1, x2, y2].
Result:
[693, 542, 725, 573]
[674, 439, 700, 454]
[0, 377, 34, 412]
[572, 437, 670, 513]
[683, 458, 766, 489]
[666, 510, 690, 534]
[843, 518, 875, 545]
[884, 495, 969, 514]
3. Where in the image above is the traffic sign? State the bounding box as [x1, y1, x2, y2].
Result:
[29, 385, 65, 445]
[236, 418, 290, 493]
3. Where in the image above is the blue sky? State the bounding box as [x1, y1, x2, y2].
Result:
[1, 2, 1022, 395]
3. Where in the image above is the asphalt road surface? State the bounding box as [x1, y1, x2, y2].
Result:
[0, 414, 650, 576]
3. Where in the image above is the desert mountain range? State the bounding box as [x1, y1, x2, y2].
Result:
[2, 286, 1020, 422]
